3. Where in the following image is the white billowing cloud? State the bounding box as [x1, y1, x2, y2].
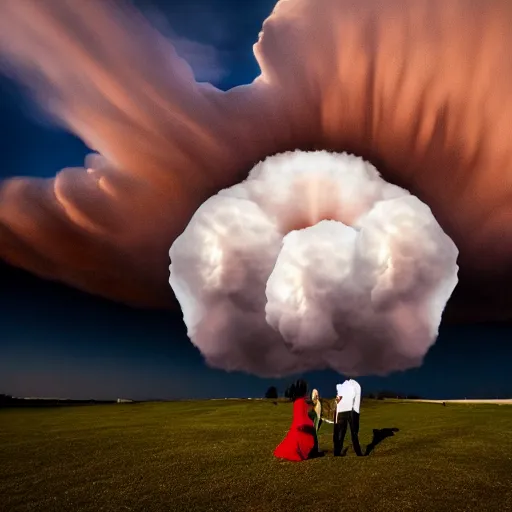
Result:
[170, 151, 459, 377]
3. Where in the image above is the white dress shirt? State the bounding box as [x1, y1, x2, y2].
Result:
[336, 379, 361, 414]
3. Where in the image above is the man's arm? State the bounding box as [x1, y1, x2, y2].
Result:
[353, 383, 361, 410]
[334, 395, 342, 424]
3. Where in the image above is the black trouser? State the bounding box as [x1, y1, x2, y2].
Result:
[333, 410, 363, 456]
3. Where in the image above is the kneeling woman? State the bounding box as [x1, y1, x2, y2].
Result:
[274, 379, 319, 461]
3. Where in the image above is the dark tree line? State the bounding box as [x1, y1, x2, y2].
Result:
[0, 393, 13, 405]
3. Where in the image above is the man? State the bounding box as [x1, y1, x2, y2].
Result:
[333, 377, 363, 456]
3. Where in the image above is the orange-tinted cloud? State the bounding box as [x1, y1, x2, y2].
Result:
[0, 0, 510, 322]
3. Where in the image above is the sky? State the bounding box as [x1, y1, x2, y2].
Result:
[0, 0, 511, 401]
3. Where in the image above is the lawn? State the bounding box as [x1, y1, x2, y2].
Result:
[1, 400, 511, 512]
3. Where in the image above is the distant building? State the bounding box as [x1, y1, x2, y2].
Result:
[117, 398, 134, 403]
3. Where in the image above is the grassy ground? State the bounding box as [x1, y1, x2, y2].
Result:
[1, 400, 511, 512]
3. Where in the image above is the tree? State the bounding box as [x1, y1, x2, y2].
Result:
[265, 386, 278, 399]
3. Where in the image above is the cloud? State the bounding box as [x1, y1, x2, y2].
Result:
[170, 151, 459, 376]
[140, 5, 229, 84]
[0, 0, 510, 323]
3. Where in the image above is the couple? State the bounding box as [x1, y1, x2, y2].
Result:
[274, 378, 363, 461]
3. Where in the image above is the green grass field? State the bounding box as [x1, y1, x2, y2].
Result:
[1, 400, 511, 512]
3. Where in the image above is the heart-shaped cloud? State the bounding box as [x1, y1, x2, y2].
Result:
[170, 151, 459, 377]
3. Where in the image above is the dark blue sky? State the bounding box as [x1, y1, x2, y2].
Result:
[0, 0, 511, 401]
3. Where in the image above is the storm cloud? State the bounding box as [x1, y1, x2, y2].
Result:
[0, 0, 510, 322]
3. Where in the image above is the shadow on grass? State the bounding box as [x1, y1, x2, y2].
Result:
[365, 428, 400, 455]
[309, 450, 326, 459]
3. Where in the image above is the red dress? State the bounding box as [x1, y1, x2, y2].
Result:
[274, 397, 316, 461]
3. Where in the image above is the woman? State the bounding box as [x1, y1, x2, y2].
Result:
[310, 389, 323, 433]
[274, 379, 318, 461]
